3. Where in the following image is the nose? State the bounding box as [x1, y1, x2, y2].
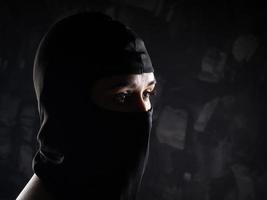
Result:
[135, 94, 151, 112]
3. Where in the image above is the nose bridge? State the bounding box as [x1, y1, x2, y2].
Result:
[136, 93, 150, 112]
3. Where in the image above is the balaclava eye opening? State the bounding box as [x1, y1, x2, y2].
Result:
[33, 12, 154, 200]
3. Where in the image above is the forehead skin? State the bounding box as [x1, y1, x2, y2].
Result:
[91, 72, 156, 112]
[93, 73, 156, 91]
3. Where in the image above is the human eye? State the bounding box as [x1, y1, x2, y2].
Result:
[143, 89, 157, 100]
[113, 91, 131, 104]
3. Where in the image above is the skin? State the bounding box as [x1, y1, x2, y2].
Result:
[91, 72, 156, 112]
[16, 174, 54, 200]
[16, 72, 156, 200]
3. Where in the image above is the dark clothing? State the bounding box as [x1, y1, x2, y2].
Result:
[32, 12, 154, 199]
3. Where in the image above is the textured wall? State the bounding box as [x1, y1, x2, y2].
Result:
[0, 0, 267, 199]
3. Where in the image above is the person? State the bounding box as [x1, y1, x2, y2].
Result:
[16, 12, 156, 200]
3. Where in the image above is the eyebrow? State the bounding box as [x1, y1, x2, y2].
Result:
[108, 79, 157, 90]
[148, 80, 157, 86]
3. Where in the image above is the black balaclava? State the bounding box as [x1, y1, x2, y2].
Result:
[32, 12, 154, 199]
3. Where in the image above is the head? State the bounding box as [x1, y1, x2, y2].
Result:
[33, 12, 155, 199]
[33, 12, 156, 112]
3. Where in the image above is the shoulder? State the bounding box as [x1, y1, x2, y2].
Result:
[16, 174, 54, 200]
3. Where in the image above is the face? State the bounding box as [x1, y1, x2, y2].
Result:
[91, 72, 156, 112]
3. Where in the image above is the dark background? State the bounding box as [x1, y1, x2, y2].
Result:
[1, 0, 267, 199]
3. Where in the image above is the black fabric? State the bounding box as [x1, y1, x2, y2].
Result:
[33, 12, 153, 95]
[32, 12, 154, 199]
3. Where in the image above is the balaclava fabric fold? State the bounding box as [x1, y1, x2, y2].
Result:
[32, 12, 154, 200]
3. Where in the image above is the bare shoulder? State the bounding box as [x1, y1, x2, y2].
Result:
[16, 174, 54, 200]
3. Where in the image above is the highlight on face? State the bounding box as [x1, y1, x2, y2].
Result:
[91, 72, 156, 112]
